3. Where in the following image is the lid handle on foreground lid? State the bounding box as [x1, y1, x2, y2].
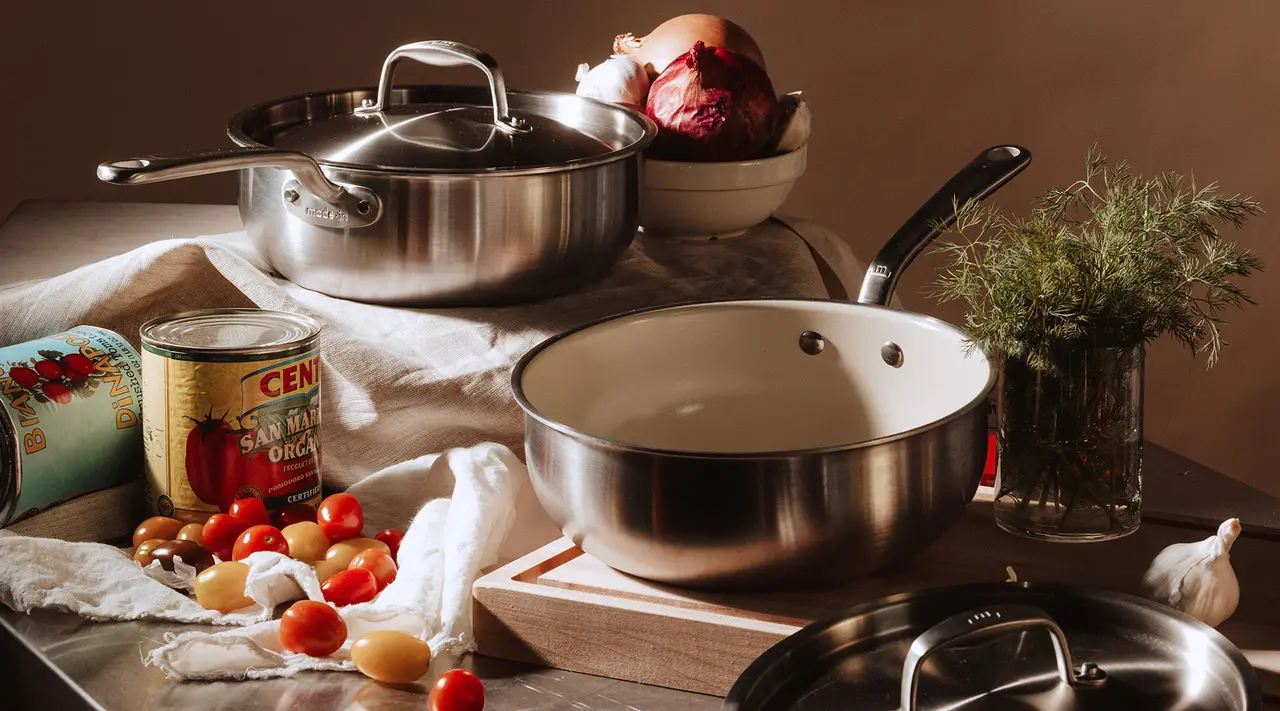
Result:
[355, 40, 533, 135]
[898, 603, 1106, 710]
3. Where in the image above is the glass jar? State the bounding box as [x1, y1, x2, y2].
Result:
[993, 343, 1143, 541]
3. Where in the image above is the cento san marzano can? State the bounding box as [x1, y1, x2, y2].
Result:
[0, 326, 143, 527]
[140, 309, 322, 522]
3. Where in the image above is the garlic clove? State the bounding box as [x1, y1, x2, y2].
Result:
[765, 91, 811, 156]
[1141, 518, 1241, 628]
[573, 55, 651, 109]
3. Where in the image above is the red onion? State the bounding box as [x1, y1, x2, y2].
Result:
[644, 42, 781, 163]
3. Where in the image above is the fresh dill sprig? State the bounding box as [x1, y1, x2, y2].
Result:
[930, 146, 1264, 373]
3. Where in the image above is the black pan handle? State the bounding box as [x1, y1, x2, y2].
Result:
[857, 145, 1031, 306]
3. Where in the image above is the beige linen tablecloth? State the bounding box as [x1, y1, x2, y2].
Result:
[0, 216, 864, 551]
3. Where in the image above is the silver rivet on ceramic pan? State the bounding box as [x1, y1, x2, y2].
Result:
[798, 331, 825, 355]
[881, 341, 904, 367]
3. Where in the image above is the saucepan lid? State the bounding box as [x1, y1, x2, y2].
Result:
[723, 582, 1262, 711]
[231, 40, 656, 174]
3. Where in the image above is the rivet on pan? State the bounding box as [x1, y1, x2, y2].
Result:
[356, 200, 372, 215]
[798, 331, 825, 355]
[1077, 662, 1107, 685]
[283, 189, 300, 204]
[881, 341, 904, 368]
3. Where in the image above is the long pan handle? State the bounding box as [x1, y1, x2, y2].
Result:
[98, 147, 345, 202]
[857, 145, 1031, 306]
[97, 147, 382, 229]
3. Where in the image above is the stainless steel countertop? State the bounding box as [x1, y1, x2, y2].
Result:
[2, 201, 1278, 710]
[1, 608, 720, 711]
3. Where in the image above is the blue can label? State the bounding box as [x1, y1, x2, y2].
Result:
[0, 326, 143, 525]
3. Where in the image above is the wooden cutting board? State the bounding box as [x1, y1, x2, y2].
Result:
[472, 498, 1280, 697]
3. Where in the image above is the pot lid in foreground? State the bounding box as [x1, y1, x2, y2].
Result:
[724, 583, 1260, 711]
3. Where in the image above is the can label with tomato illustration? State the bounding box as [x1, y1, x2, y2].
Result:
[140, 309, 323, 522]
[0, 326, 144, 527]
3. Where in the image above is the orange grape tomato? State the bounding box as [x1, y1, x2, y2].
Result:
[349, 548, 397, 590]
[282, 521, 329, 563]
[132, 516, 184, 547]
[351, 630, 432, 684]
[194, 561, 253, 613]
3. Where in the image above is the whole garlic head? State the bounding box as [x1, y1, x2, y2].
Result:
[574, 55, 650, 109]
[1141, 518, 1241, 628]
[766, 91, 811, 155]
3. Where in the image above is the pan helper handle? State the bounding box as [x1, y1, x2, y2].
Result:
[898, 604, 1106, 711]
[355, 40, 532, 135]
[858, 145, 1031, 307]
[97, 147, 382, 229]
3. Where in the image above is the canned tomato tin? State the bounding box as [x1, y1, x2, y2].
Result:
[0, 326, 144, 527]
[140, 309, 322, 522]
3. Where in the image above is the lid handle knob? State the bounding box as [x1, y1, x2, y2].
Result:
[898, 604, 1105, 710]
[355, 40, 532, 135]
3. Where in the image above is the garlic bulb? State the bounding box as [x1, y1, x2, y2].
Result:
[765, 91, 811, 155]
[1141, 518, 1241, 627]
[574, 55, 650, 109]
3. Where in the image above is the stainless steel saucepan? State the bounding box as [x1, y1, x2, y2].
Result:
[97, 40, 657, 306]
[513, 145, 1032, 589]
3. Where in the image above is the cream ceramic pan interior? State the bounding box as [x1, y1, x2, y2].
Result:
[516, 300, 994, 454]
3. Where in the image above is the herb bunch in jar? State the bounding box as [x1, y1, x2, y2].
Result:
[931, 146, 1264, 540]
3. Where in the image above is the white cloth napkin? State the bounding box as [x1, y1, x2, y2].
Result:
[0, 442, 522, 680]
[0, 531, 324, 625]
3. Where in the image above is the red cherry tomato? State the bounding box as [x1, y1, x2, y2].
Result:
[228, 497, 271, 527]
[320, 568, 377, 606]
[232, 524, 289, 560]
[430, 669, 486, 711]
[272, 503, 317, 528]
[374, 529, 405, 562]
[279, 600, 347, 657]
[318, 493, 364, 542]
[203, 513, 250, 561]
[349, 549, 397, 591]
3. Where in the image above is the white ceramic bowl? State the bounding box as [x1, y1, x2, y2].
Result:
[639, 145, 807, 238]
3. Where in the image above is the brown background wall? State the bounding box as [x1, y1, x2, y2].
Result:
[2, 1, 1278, 496]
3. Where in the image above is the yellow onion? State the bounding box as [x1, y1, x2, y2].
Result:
[613, 14, 766, 78]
